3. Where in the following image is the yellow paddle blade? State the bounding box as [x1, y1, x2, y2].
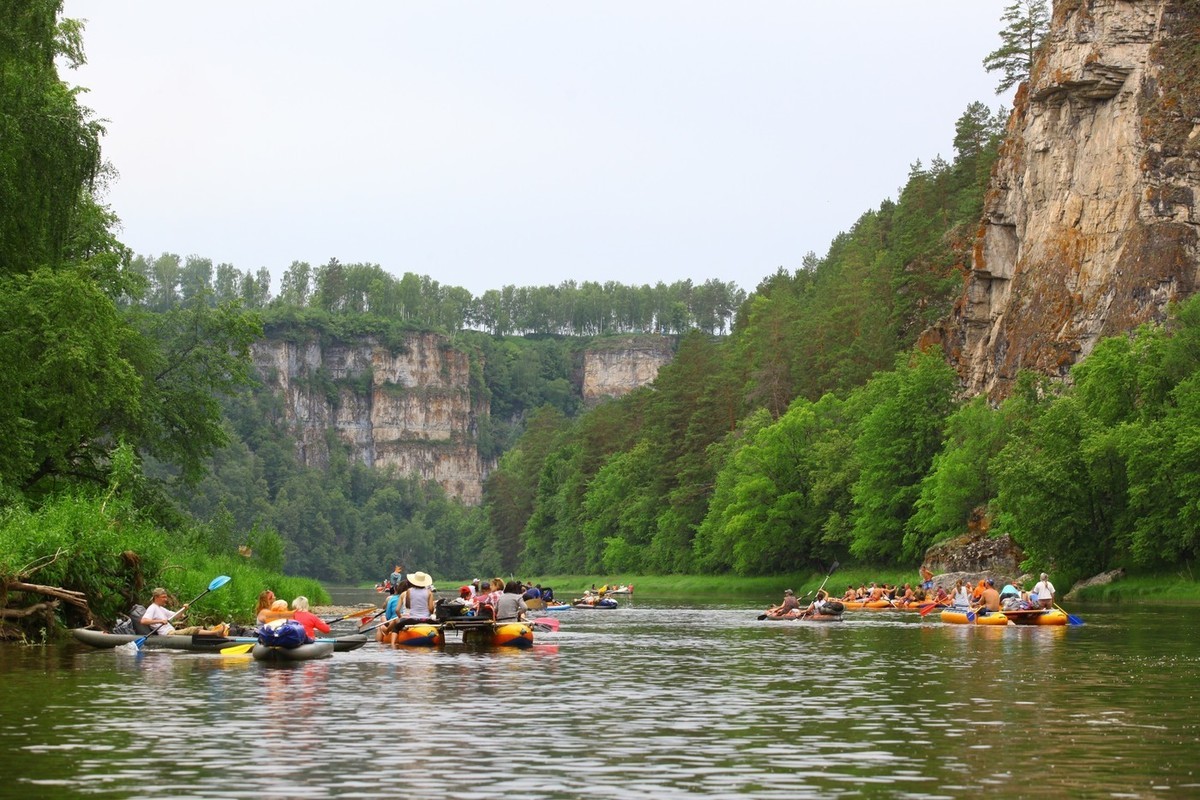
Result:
[220, 643, 255, 656]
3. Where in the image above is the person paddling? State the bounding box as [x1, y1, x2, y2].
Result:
[141, 587, 228, 637]
[291, 596, 331, 639]
[764, 589, 801, 619]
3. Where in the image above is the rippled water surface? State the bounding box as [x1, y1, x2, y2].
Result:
[2, 595, 1198, 799]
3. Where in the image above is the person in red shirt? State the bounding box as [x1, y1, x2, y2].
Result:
[290, 596, 331, 639]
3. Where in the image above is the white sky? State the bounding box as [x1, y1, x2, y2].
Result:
[62, 1, 1014, 298]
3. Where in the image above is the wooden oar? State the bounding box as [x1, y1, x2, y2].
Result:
[124, 575, 232, 651]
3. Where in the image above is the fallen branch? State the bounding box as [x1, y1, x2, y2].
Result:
[0, 599, 60, 619]
[5, 581, 90, 611]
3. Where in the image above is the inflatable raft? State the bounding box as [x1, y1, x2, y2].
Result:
[762, 611, 843, 622]
[251, 641, 335, 662]
[573, 597, 618, 609]
[1002, 608, 1069, 626]
[939, 608, 1010, 625]
[842, 599, 893, 610]
[71, 628, 367, 652]
[384, 623, 445, 647]
[440, 617, 535, 648]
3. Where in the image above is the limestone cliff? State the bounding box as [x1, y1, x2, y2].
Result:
[934, 0, 1200, 398]
[251, 332, 488, 505]
[581, 336, 675, 403]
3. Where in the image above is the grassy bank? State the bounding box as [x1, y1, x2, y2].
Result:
[0, 494, 328, 639]
[1064, 570, 1200, 603]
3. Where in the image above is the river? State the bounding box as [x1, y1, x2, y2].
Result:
[1, 592, 1197, 799]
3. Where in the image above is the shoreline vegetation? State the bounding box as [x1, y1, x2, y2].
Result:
[0, 494, 328, 641]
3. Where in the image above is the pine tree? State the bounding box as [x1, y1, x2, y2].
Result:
[983, 0, 1051, 94]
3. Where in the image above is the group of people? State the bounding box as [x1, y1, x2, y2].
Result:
[840, 582, 925, 606]
[764, 588, 838, 618]
[763, 570, 1059, 619]
[252, 589, 332, 638]
[138, 587, 335, 641]
[376, 573, 542, 639]
[950, 573, 1057, 614]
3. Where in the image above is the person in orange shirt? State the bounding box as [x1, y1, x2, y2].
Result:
[972, 579, 987, 601]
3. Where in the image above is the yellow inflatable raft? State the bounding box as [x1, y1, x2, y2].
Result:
[940, 608, 1009, 625]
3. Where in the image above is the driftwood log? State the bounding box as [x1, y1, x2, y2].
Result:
[5, 581, 90, 611]
[0, 580, 94, 639]
[0, 598, 60, 619]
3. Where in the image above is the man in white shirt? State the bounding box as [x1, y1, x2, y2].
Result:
[141, 588, 226, 636]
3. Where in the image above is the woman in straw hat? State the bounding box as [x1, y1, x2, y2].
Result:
[384, 571, 437, 636]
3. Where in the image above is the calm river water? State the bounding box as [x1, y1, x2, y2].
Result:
[0, 591, 1197, 799]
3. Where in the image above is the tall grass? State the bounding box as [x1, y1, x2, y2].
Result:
[0, 493, 327, 636]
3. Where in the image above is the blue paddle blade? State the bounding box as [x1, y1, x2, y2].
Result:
[209, 575, 232, 591]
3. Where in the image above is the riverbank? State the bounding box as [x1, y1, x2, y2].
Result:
[427, 567, 1200, 605]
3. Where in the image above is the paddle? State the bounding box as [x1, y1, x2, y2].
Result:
[530, 617, 559, 633]
[220, 642, 255, 656]
[919, 602, 940, 616]
[359, 608, 386, 627]
[1055, 603, 1085, 626]
[123, 575, 232, 651]
[325, 607, 378, 624]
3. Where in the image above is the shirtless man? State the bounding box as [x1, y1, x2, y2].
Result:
[765, 589, 801, 618]
[979, 579, 1002, 613]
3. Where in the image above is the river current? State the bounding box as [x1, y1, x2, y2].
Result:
[0, 593, 1196, 799]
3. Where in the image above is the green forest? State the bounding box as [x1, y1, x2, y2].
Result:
[4, 1, 1198, 634]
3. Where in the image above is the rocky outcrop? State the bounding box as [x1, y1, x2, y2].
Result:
[582, 336, 675, 403]
[934, 0, 1200, 398]
[923, 531, 1025, 577]
[251, 332, 489, 505]
[1065, 567, 1126, 599]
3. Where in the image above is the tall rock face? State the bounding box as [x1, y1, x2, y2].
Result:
[251, 332, 488, 505]
[934, 0, 1200, 398]
[581, 336, 675, 403]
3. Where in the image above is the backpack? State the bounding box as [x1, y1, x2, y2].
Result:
[128, 604, 152, 635]
[112, 615, 135, 635]
[257, 620, 312, 648]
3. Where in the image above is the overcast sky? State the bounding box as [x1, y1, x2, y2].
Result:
[62, 1, 1013, 298]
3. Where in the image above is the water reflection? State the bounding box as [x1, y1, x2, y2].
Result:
[0, 603, 1198, 798]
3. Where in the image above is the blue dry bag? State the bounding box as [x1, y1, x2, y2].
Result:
[257, 620, 312, 648]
